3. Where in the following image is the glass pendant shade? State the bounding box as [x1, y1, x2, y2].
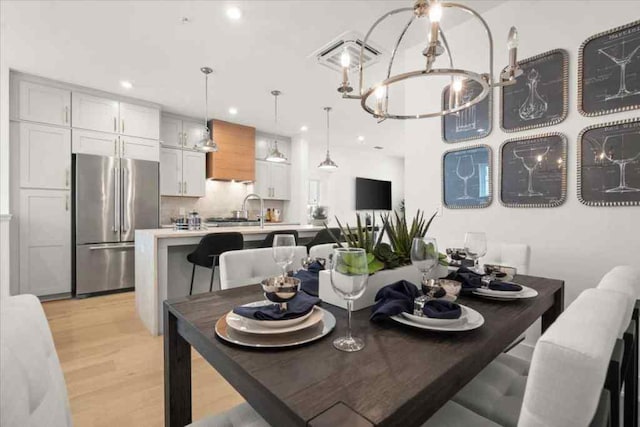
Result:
[265, 90, 288, 162]
[198, 127, 218, 152]
[197, 67, 218, 152]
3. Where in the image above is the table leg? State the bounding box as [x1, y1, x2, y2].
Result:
[164, 306, 192, 427]
[542, 284, 564, 333]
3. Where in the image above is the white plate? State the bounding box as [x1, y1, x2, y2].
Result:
[472, 285, 538, 300]
[226, 305, 322, 335]
[401, 305, 468, 327]
[391, 305, 484, 332]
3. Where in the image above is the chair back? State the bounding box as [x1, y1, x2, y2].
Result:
[484, 242, 530, 275]
[306, 228, 341, 251]
[186, 232, 244, 268]
[309, 243, 338, 261]
[219, 246, 308, 289]
[597, 265, 640, 337]
[518, 288, 628, 427]
[258, 230, 299, 248]
[0, 295, 72, 427]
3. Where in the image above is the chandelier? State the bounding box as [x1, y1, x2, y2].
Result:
[338, 0, 522, 120]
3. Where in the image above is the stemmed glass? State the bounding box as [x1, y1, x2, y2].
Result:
[599, 43, 640, 100]
[602, 133, 640, 193]
[464, 232, 487, 273]
[410, 237, 439, 296]
[272, 234, 296, 279]
[456, 155, 475, 200]
[330, 248, 368, 352]
[513, 145, 550, 197]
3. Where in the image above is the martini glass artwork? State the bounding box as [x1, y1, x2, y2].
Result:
[599, 42, 640, 101]
[602, 133, 640, 193]
[513, 146, 550, 196]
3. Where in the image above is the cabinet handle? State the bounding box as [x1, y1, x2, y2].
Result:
[114, 138, 118, 156]
[65, 195, 69, 211]
[183, 132, 187, 146]
[184, 181, 187, 194]
[121, 119, 125, 133]
[65, 106, 69, 124]
[65, 168, 70, 187]
[114, 117, 117, 132]
[179, 131, 183, 146]
[121, 139, 125, 157]
[178, 181, 182, 194]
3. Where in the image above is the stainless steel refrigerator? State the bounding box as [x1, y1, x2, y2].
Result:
[73, 154, 159, 296]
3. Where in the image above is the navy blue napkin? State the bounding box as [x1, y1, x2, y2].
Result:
[488, 281, 523, 292]
[292, 260, 325, 296]
[422, 300, 462, 319]
[447, 267, 522, 293]
[233, 292, 321, 321]
[370, 280, 420, 322]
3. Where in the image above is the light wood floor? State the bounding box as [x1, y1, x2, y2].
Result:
[43, 292, 243, 427]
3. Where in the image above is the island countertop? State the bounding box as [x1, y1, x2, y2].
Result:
[137, 224, 324, 240]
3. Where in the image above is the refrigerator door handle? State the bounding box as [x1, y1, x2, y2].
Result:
[122, 167, 129, 232]
[89, 243, 135, 250]
[113, 167, 119, 233]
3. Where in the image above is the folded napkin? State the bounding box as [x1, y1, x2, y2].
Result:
[292, 260, 325, 296]
[233, 292, 321, 321]
[422, 300, 462, 319]
[447, 267, 522, 293]
[370, 280, 423, 322]
[488, 281, 523, 292]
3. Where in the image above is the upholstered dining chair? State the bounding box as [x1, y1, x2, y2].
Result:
[309, 242, 337, 261]
[0, 294, 72, 427]
[483, 242, 530, 274]
[219, 246, 308, 290]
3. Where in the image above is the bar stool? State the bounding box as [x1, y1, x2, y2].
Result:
[305, 228, 341, 251]
[187, 232, 244, 295]
[258, 230, 298, 248]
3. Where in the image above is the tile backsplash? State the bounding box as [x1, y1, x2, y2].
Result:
[160, 180, 286, 224]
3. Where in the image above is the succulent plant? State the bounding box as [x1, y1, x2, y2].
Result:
[324, 214, 385, 274]
[382, 210, 437, 265]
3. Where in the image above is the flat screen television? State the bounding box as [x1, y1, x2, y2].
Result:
[355, 177, 392, 211]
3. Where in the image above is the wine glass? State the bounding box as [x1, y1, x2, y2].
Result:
[330, 248, 368, 352]
[272, 234, 296, 279]
[411, 237, 439, 296]
[456, 155, 476, 200]
[464, 232, 487, 273]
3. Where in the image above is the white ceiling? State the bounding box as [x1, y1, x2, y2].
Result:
[1, 0, 504, 157]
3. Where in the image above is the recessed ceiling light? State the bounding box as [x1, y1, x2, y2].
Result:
[180, 17, 191, 24]
[226, 7, 242, 21]
[300, 125, 308, 132]
[120, 81, 133, 89]
[358, 136, 365, 142]
[373, 145, 384, 150]
[228, 107, 238, 115]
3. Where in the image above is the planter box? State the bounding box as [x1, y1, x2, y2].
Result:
[319, 264, 449, 311]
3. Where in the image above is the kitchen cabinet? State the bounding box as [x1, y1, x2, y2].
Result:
[19, 189, 71, 296]
[160, 147, 205, 197]
[121, 135, 159, 162]
[120, 102, 160, 140]
[183, 120, 206, 149]
[206, 120, 255, 181]
[254, 160, 291, 200]
[19, 122, 71, 190]
[18, 81, 71, 127]
[72, 129, 119, 157]
[72, 92, 119, 133]
[160, 115, 206, 150]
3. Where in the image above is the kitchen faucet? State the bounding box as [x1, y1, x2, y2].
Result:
[242, 193, 264, 228]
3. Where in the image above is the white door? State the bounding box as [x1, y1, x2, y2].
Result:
[19, 122, 71, 190]
[182, 151, 206, 197]
[160, 116, 183, 148]
[254, 160, 271, 199]
[182, 120, 207, 150]
[119, 102, 160, 140]
[121, 136, 159, 162]
[270, 163, 290, 200]
[72, 92, 119, 133]
[72, 129, 119, 157]
[19, 81, 71, 127]
[19, 189, 71, 296]
[160, 148, 182, 196]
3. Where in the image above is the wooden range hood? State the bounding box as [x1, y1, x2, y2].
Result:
[206, 119, 256, 181]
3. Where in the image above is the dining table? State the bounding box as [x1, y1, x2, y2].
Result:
[164, 274, 564, 427]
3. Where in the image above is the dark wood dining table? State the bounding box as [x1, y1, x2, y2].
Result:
[164, 274, 564, 427]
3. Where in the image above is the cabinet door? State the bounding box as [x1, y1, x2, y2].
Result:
[182, 151, 206, 197]
[72, 129, 119, 157]
[121, 136, 159, 162]
[19, 81, 71, 127]
[160, 148, 182, 196]
[160, 116, 183, 148]
[182, 120, 207, 150]
[72, 92, 119, 133]
[270, 163, 291, 200]
[119, 102, 160, 140]
[19, 123, 71, 190]
[254, 160, 271, 199]
[19, 189, 71, 296]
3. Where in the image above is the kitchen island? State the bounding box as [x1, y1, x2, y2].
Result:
[135, 225, 324, 335]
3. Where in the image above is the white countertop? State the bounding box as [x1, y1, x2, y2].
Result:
[137, 224, 324, 239]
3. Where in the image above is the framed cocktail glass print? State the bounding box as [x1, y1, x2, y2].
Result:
[501, 49, 568, 132]
[442, 145, 493, 209]
[579, 20, 640, 117]
[442, 79, 492, 143]
[578, 118, 640, 206]
[500, 133, 567, 208]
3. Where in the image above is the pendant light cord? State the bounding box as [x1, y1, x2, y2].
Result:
[326, 108, 331, 153]
[204, 73, 209, 130]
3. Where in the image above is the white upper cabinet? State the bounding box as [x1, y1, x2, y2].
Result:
[254, 160, 290, 200]
[120, 102, 160, 140]
[72, 92, 119, 133]
[160, 148, 182, 196]
[72, 129, 119, 157]
[121, 135, 159, 162]
[160, 116, 183, 148]
[182, 120, 207, 150]
[19, 81, 71, 127]
[182, 151, 206, 197]
[254, 160, 271, 198]
[19, 122, 71, 190]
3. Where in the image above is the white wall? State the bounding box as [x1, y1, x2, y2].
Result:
[0, 21, 11, 298]
[404, 0, 640, 318]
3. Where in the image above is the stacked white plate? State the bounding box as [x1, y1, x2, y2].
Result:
[225, 301, 324, 335]
[472, 284, 538, 300]
[390, 304, 484, 332]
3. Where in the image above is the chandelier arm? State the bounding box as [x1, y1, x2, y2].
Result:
[384, 15, 416, 112]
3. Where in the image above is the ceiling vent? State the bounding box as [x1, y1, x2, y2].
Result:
[311, 31, 384, 73]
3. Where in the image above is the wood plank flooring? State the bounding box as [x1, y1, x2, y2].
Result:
[43, 292, 243, 427]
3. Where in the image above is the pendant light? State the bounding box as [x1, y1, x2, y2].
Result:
[196, 67, 218, 152]
[265, 90, 287, 163]
[318, 107, 338, 170]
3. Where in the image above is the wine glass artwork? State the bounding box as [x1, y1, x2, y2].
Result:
[602, 133, 640, 193]
[519, 68, 548, 121]
[330, 248, 368, 352]
[513, 145, 551, 197]
[598, 42, 640, 101]
[464, 232, 487, 273]
[456, 155, 476, 200]
[272, 234, 296, 279]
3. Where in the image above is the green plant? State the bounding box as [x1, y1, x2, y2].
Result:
[325, 214, 385, 274]
[382, 210, 437, 265]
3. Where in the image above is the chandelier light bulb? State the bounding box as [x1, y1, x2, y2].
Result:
[341, 49, 351, 68]
[452, 78, 463, 93]
[507, 26, 519, 50]
[428, 2, 443, 23]
[375, 85, 387, 100]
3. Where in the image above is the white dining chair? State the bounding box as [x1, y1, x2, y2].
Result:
[219, 246, 308, 290]
[483, 242, 530, 274]
[0, 294, 73, 427]
[309, 242, 337, 261]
